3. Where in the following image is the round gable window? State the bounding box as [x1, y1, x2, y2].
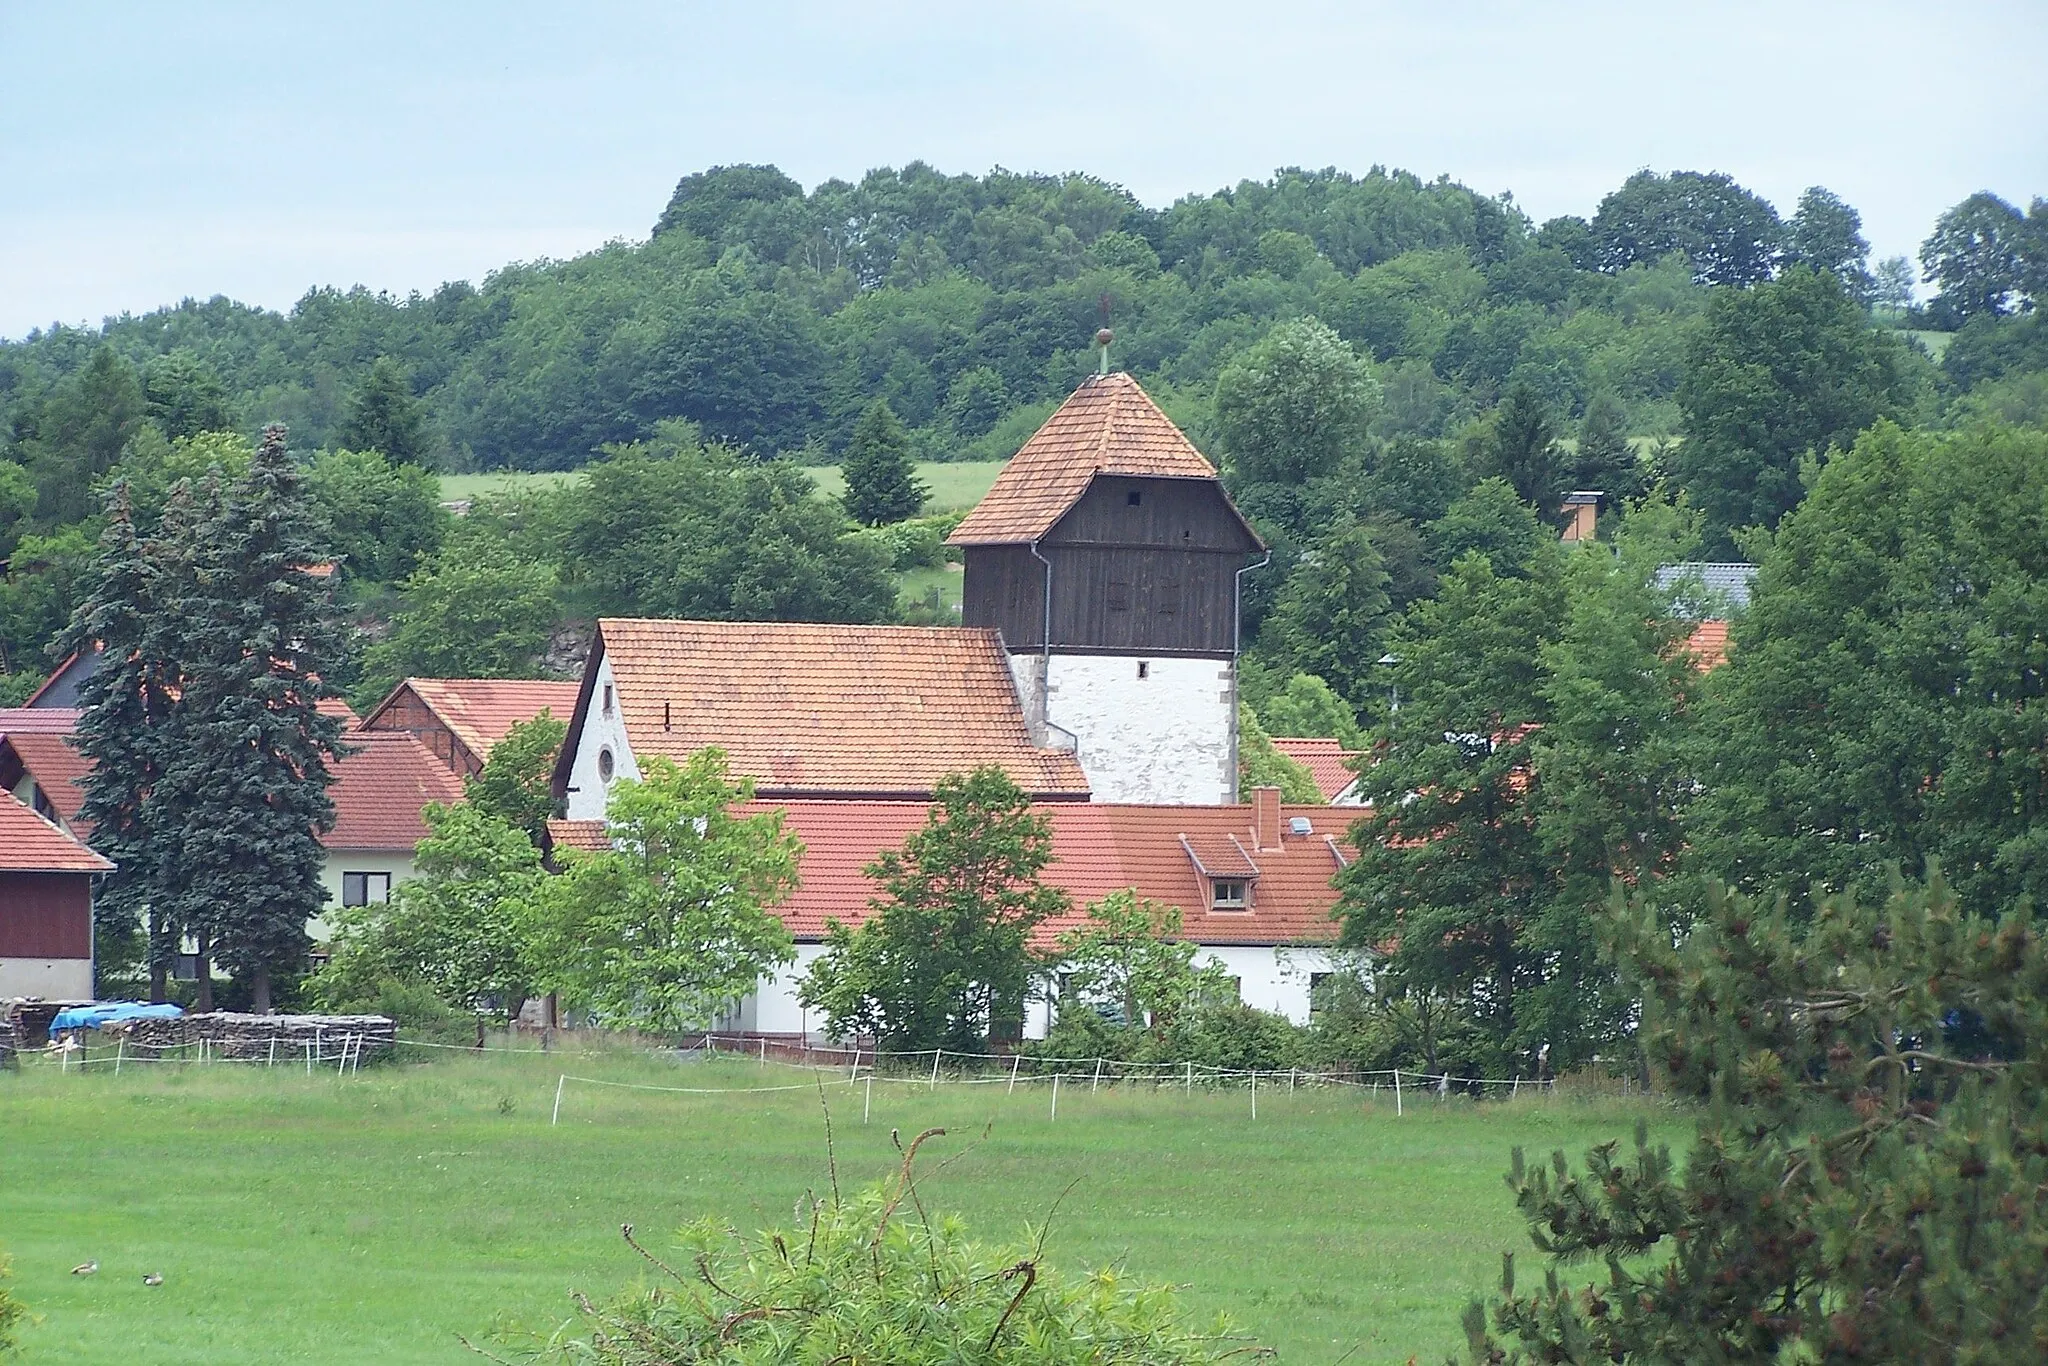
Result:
[597, 746, 615, 782]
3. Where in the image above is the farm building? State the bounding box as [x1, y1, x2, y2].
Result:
[316, 731, 466, 921]
[359, 677, 580, 777]
[950, 371, 1265, 805]
[0, 789, 111, 999]
[550, 785, 1352, 1041]
[551, 618, 1091, 819]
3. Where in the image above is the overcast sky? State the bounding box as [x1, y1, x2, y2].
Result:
[3, 1, 2043, 340]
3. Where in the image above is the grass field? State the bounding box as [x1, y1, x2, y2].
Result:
[0, 1050, 1676, 1365]
[437, 461, 1006, 514]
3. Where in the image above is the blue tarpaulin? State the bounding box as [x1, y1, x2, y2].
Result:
[49, 1002, 184, 1032]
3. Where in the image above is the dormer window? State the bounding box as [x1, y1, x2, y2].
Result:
[1211, 878, 1249, 910]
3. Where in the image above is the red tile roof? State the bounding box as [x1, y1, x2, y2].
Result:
[550, 798, 1353, 947]
[949, 372, 1237, 546]
[1683, 619, 1732, 670]
[573, 619, 1090, 800]
[326, 731, 466, 851]
[0, 790, 111, 872]
[0, 732, 93, 836]
[362, 678, 580, 760]
[1271, 738, 1364, 802]
[0, 707, 83, 736]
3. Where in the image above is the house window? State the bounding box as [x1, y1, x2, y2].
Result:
[602, 683, 614, 715]
[1126, 490, 1142, 507]
[598, 746, 616, 782]
[1211, 878, 1249, 910]
[1136, 661, 1149, 679]
[1156, 580, 1180, 615]
[1309, 972, 1334, 1022]
[1107, 581, 1131, 611]
[342, 872, 392, 907]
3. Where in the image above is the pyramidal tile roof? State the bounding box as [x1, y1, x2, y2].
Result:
[0, 789, 111, 872]
[581, 619, 1090, 799]
[949, 372, 1228, 545]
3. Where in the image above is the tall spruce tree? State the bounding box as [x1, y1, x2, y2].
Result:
[68, 486, 181, 994]
[339, 356, 432, 466]
[1568, 392, 1648, 504]
[153, 425, 351, 1010]
[840, 400, 925, 526]
[1488, 384, 1567, 517]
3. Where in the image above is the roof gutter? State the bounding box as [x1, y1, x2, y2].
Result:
[1026, 539, 1078, 754]
[1229, 550, 1273, 802]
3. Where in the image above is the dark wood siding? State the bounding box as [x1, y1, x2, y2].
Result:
[1046, 547, 1240, 654]
[0, 873, 92, 957]
[963, 475, 1256, 658]
[1043, 476, 1258, 552]
[961, 545, 1048, 650]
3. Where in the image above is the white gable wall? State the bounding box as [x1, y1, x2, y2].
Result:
[564, 652, 638, 821]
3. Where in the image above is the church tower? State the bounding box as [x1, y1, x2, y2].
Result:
[949, 371, 1265, 804]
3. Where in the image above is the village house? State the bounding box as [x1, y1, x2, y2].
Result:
[358, 677, 581, 777]
[315, 730, 466, 922]
[550, 784, 1352, 1041]
[0, 789, 110, 999]
[549, 618, 1092, 819]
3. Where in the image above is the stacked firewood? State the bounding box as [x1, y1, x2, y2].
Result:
[115, 1012, 397, 1063]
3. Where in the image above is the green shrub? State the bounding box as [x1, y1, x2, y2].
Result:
[1141, 1002, 1304, 1072]
[311, 976, 476, 1046]
[0, 1253, 23, 1357]
[520, 1132, 1262, 1364]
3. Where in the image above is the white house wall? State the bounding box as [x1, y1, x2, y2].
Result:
[1012, 653, 1234, 805]
[313, 850, 418, 942]
[564, 653, 638, 821]
[734, 941, 1337, 1043]
[0, 956, 91, 1000]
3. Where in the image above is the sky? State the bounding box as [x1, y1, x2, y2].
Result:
[2, 1, 2043, 340]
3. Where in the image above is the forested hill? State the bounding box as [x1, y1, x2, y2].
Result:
[7, 162, 2036, 480]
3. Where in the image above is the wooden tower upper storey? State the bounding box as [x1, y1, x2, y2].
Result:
[950, 373, 1264, 657]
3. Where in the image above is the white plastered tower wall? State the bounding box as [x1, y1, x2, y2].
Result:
[563, 652, 639, 821]
[1009, 653, 1235, 805]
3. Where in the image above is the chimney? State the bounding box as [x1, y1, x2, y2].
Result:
[1559, 491, 1603, 543]
[1251, 785, 1282, 851]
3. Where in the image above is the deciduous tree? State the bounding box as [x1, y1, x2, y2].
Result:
[1670, 265, 1921, 552]
[800, 767, 1067, 1051]
[529, 751, 800, 1037]
[463, 712, 568, 845]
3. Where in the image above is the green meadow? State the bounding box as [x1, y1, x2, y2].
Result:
[436, 460, 1007, 515]
[0, 1049, 1679, 1365]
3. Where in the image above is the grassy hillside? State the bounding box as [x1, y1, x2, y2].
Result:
[0, 1050, 1678, 1365]
[437, 459, 1005, 514]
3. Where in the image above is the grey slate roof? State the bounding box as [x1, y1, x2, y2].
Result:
[1654, 562, 1758, 611]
